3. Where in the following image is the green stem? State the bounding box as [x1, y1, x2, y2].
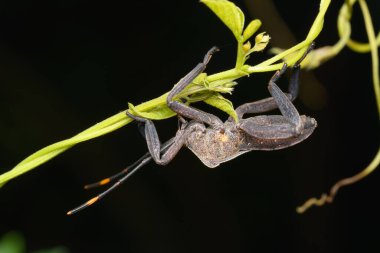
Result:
[359, 0, 380, 115]
[207, 68, 246, 82]
[235, 40, 246, 69]
[297, 0, 380, 213]
[0, 95, 170, 186]
[0, 113, 131, 186]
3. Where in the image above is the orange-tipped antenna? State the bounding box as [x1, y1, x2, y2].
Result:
[84, 178, 111, 189]
[83, 152, 152, 190]
[67, 156, 152, 215]
[67, 196, 100, 215]
[67, 137, 175, 215]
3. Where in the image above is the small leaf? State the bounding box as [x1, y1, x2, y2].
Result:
[249, 32, 270, 53]
[128, 103, 176, 120]
[201, 0, 244, 40]
[255, 32, 270, 44]
[204, 93, 238, 122]
[242, 19, 261, 42]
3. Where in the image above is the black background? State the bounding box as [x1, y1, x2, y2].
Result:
[0, 0, 379, 252]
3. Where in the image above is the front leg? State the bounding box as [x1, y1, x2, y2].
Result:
[166, 47, 223, 129]
[126, 112, 187, 166]
[126, 111, 199, 165]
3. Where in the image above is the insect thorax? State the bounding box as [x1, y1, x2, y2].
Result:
[185, 123, 244, 168]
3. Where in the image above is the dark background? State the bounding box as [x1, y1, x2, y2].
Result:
[0, 0, 379, 252]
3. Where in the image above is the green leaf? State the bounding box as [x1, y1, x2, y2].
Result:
[242, 19, 261, 42]
[204, 93, 238, 122]
[128, 103, 176, 120]
[201, 0, 244, 40]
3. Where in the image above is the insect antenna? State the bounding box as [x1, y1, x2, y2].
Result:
[67, 138, 174, 215]
[83, 152, 152, 189]
[67, 156, 152, 215]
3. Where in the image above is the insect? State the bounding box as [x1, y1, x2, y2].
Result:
[67, 43, 317, 215]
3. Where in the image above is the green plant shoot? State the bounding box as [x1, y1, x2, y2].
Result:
[0, 0, 330, 187]
[297, 0, 380, 213]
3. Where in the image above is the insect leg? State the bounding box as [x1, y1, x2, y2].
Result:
[288, 42, 315, 99]
[233, 96, 290, 120]
[268, 63, 303, 132]
[126, 112, 189, 166]
[268, 43, 315, 132]
[233, 42, 315, 121]
[166, 47, 223, 128]
[232, 64, 289, 121]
